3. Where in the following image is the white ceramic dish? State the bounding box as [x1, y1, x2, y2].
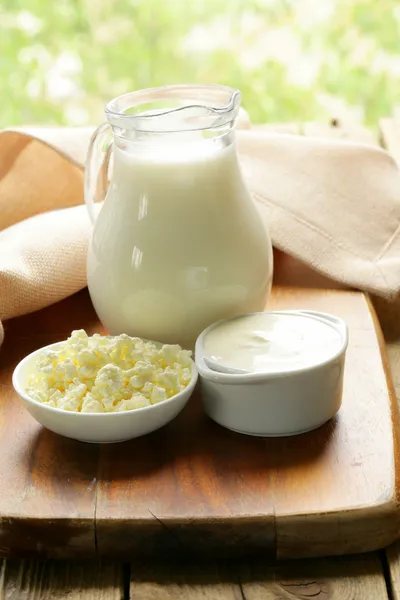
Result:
[12, 342, 198, 444]
[195, 310, 348, 437]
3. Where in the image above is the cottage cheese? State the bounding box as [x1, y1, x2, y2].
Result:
[26, 330, 193, 413]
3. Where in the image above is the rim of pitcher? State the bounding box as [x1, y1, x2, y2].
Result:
[105, 83, 241, 132]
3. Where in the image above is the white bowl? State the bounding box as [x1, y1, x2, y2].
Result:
[195, 310, 348, 437]
[12, 342, 198, 443]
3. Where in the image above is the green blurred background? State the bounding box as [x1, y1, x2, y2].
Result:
[2, 0, 400, 127]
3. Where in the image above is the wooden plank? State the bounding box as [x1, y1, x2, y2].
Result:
[130, 561, 241, 599]
[377, 315, 400, 599]
[303, 120, 377, 145]
[0, 553, 389, 599]
[0, 292, 100, 558]
[267, 287, 400, 559]
[273, 249, 348, 290]
[371, 296, 400, 401]
[386, 543, 400, 599]
[240, 553, 388, 599]
[129, 554, 388, 599]
[0, 559, 124, 599]
[279, 106, 400, 554]
[380, 118, 400, 166]
[377, 117, 400, 600]
[95, 382, 276, 558]
[95, 283, 399, 559]
[299, 119, 400, 583]
[1, 260, 398, 560]
[274, 230, 399, 559]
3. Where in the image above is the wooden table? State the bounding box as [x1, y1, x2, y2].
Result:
[1, 118, 400, 598]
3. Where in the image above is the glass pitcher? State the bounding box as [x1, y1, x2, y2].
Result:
[85, 84, 273, 349]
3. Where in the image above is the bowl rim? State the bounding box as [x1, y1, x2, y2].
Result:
[195, 309, 349, 384]
[12, 340, 198, 418]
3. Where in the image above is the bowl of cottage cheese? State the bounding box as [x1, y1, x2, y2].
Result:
[12, 330, 197, 443]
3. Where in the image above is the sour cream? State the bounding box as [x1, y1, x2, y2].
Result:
[203, 312, 344, 373]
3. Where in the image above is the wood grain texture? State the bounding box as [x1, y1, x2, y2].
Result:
[96, 282, 400, 559]
[128, 554, 388, 600]
[0, 294, 101, 558]
[386, 543, 400, 599]
[363, 117, 400, 599]
[1, 117, 399, 596]
[273, 250, 348, 291]
[268, 286, 400, 559]
[380, 118, 400, 165]
[95, 382, 276, 558]
[379, 299, 400, 597]
[240, 554, 388, 599]
[0, 559, 123, 599]
[382, 306, 400, 597]
[0, 275, 398, 560]
[130, 561, 242, 599]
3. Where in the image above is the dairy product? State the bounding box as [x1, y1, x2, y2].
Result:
[87, 137, 272, 349]
[203, 312, 343, 373]
[26, 330, 193, 413]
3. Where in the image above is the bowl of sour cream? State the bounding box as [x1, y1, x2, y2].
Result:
[195, 310, 348, 437]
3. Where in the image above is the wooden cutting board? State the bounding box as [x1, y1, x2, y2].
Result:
[0, 255, 399, 560]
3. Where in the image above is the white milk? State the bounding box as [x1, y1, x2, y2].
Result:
[203, 313, 343, 373]
[87, 137, 272, 348]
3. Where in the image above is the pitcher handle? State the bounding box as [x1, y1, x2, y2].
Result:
[84, 123, 113, 225]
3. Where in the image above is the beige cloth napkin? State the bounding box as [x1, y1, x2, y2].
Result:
[0, 121, 400, 348]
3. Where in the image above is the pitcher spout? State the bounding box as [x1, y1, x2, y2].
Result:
[104, 84, 242, 133]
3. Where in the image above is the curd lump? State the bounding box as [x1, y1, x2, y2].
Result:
[26, 330, 193, 413]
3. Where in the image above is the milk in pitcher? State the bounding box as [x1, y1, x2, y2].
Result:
[85, 85, 273, 348]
